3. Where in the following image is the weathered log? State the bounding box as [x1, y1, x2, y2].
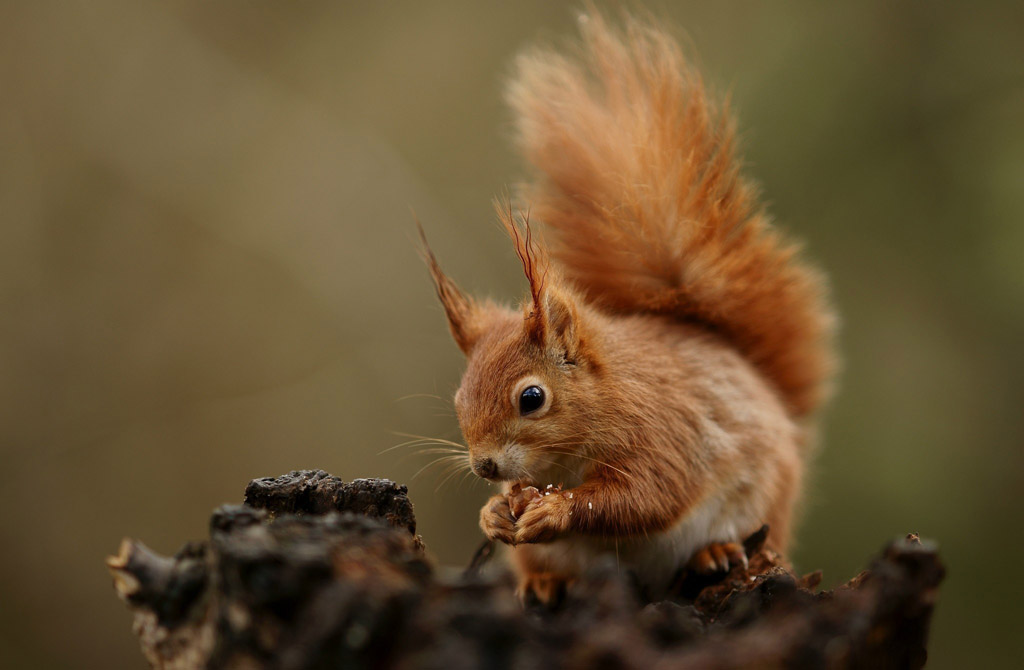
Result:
[108, 470, 944, 669]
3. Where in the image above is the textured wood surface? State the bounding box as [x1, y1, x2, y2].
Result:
[108, 470, 944, 669]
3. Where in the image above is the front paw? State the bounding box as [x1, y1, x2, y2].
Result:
[480, 494, 516, 544]
[513, 493, 571, 544]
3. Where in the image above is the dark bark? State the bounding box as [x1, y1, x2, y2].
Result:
[108, 470, 944, 669]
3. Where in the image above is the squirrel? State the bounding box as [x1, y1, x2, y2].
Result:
[420, 11, 836, 603]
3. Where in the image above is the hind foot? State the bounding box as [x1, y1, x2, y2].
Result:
[688, 541, 748, 574]
[517, 572, 572, 607]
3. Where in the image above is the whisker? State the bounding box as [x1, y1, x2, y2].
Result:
[396, 447, 468, 462]
[394, 393, 446, 403]
[379, 439, 444, 455]
[379, 440, 464, 456]
[389, 448, 467, 469]
[455, 468, 478, 493]
[531, 456, 579, 479]
[411, 454, 467, 481]
[524, 434, 662, 456]
[537, 449, 635, 481]
[435, 460, 471, 493]
[379, 437, 444, 454]
[525, 440, 595, 450]
[392, 431, 468, 450]
[380, 431, 468, 456]
[521, 426, 624, 450]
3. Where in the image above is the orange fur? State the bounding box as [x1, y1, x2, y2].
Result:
[421, 11, 836, 601]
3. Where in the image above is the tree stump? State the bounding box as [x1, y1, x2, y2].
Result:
[107, 470, 944, 669]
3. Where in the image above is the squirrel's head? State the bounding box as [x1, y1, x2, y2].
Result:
[420, 211, 601, 485]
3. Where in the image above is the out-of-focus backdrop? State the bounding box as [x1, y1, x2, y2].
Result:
[1, 1, 1021, 667]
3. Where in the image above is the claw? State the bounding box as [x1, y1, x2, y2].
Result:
[688, 547, 717, 574]
[709, 543, 728, 571]
[722, 541, 748, 570]
[688, 541, 749, 574]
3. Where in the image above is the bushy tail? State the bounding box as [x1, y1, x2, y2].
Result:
[507, 12, 836, 417]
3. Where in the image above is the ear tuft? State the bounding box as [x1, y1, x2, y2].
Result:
[496, 198, 548, 339]
[417, 221, 483, 355]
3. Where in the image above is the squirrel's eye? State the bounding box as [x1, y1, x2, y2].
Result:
[519, 385, 545, 415]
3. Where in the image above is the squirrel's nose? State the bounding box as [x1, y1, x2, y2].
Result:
[472, 457, 498, 480]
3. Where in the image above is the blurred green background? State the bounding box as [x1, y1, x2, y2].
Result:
[1, 1, 1021, 667]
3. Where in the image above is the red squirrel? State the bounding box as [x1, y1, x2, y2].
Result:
[421, 12, 836, 602]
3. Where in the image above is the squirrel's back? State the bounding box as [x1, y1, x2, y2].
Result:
[507, 13, 836, 418]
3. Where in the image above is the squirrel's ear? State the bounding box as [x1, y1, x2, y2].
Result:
[496, 202, 584, 364]
[533, 288, 584, 365]
[419, 225, 484, 355]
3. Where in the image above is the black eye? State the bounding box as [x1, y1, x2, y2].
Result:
[519, 385, 546, 415]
